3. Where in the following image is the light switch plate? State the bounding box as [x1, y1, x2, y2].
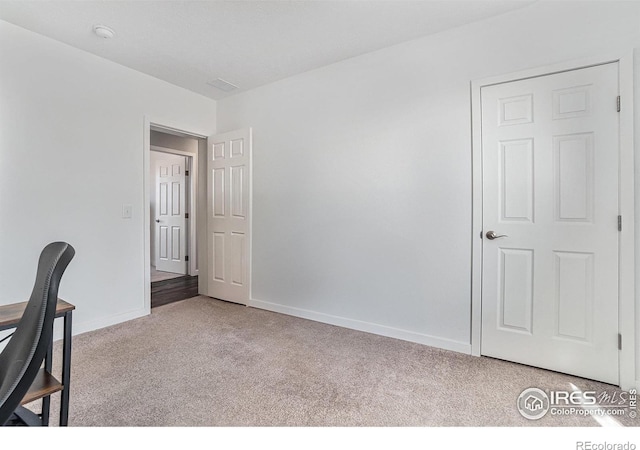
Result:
[122, 204, 132, 219]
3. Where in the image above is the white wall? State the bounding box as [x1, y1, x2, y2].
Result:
[0, 20, 216, 334]
[217, 1, 640, 364]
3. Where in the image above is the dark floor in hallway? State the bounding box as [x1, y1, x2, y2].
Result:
[151, 275, 198, 308]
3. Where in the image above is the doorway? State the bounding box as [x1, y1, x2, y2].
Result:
[144, 125, 253, 310]
[148, 127, 205, 308]
[470, 55, 635, 388]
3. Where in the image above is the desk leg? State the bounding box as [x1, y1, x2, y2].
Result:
[59, 311, 72, 426]
[41, 341, 53, 426]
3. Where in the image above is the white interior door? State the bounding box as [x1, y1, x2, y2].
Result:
[155, 154, 187, 274]
[206, 128, 251, 304]
[480, 63, 620, 385]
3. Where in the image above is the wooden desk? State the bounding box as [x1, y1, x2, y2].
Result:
[0, 298, 75, 426]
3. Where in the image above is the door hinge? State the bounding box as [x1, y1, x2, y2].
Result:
[185, 255, 189, 262]
[618, 333, 622, 350]
[185, 213, 189, 219]
[185, 170, 190, 176]
[617, 96, 621, 112]
[618, 215, 622, 232]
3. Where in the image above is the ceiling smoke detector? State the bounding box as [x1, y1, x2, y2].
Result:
[93, 25, 115, 39]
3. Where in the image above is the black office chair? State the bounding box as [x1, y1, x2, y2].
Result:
[0, 242, 75, 426]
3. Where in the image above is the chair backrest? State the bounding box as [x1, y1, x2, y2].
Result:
[0, 242, 75, 425]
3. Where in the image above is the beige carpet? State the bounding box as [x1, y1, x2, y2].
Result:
[38, 296, 638, 427]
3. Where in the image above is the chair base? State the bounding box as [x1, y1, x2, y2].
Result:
[3, 406, 42, 426]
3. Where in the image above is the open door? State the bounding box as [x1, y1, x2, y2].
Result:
[205, 128, 252, 304]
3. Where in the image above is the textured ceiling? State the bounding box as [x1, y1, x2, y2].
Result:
[0, 1, 535, 100]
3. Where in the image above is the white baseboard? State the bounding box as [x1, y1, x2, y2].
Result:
[52, 307, 149, 341]
[249, 298, 472, 355]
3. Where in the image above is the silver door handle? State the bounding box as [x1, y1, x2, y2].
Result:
[486, 231, 508, 240]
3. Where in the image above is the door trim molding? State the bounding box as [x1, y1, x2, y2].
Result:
[470, 53, 635, 389]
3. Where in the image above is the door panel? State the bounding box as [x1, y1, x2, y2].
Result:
[554, 133, 593, 222]
[554, 251, 593, 341]
[500, 139, 534, 222]
[499, 248, 533, 334]
[206, 128, 251, 304]
[481, 63, 619, 384]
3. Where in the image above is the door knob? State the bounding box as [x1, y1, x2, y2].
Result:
[486, 231, 508, 240]
[155, 219, 160, 223]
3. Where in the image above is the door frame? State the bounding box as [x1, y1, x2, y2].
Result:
[150, 145, 197, 276]
[143, 116, 209, 315]
[470, 52, 635, 389]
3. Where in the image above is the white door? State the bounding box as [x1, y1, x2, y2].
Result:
[155, 154, 187, 274]
[480, 63, 620, 385]
[206, 128, 251, 304]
